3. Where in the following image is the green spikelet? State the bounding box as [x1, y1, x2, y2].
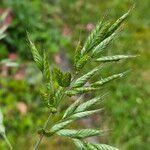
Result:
[50, 120, 73, 133]
[40, 90, 49, 106]
[27, 34, 43, 71]
[92, 143, 119, 150]
[57, 129, 103, 139]
[54, 68, 71, 87]
[74, 41, 82, 66]
[92, 32, 116, 56]
[69, 109, 103, 120]
[75, 94, 106, 113]
[53, 67, 63, 86]
[66, 87, 99, 96]
[95, 55, 137, 62]
[73, 139, 86, 149]
[62, 96, 83, 119]
[106, 8, 132, 37]
[91, 71, 128, 87]
[81, 20, 104, 54]
[72, 66, 102, 88]
[43, 50, 52, 92]
[54, 87, 63, 107]
[62, 72, 72, 87]
[82, 140, 119, 150]
[75, 54, 90, 71]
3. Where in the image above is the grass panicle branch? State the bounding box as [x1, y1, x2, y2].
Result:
[28, 7, 136, 150]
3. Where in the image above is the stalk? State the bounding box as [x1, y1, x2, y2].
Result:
[34, 113, 52, 150]
[2, 134, 13, 150]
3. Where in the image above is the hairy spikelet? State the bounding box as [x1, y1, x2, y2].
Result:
[74, 41, 82, 66]
[68, 109, 103, 120]
[54, 68, 71, 87]
[96, 22, 112, 43]
[57, 129, 102, 139]
[74, 140, 119, 150]
[54, 67, 63, 86]
[62, 96, 83, 119]
[43, 50, 51, 91]
[75, 54, 90, 71]
[73, 139, 85, 149]
[91, 71, 128, 87]
[54, 87, 63, 107]
[81, 20, 103, 54]
[50, 120, 73, 133]
[75, 94, 106, 113]
[94, 143, 119, 150]
[62, 72, 72, 87]
[86, 141, 118, 150]
[72, 66, 102, 88]
[28, 35, 43, 71]
[106, 8, 132, 37]
[95, 55, 137, 62]
[86, 142, 97, 150]
[92, 32, 116, 56]
[66, 87, 99, 96]
[40, 90, 49, 106]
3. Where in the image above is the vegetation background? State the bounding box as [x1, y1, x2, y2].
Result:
[0, 0, 149, 149]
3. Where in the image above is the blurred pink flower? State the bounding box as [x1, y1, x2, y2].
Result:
[86, 23, 95, 32]
[8, 53, 17, 61]
[16, 102, 27, 116]
[62, 25, 72, 36]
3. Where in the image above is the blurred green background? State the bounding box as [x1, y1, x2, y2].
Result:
[0, 0, 149, 149]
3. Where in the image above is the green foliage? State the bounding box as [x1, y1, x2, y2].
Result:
[0, 12, 13, 149]
[28, 6, 137, 149]
[0, 0, 70, 59]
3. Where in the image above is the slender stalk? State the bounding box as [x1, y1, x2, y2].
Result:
[34, 113, 52, 150]
[2, 134, 13, 150]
